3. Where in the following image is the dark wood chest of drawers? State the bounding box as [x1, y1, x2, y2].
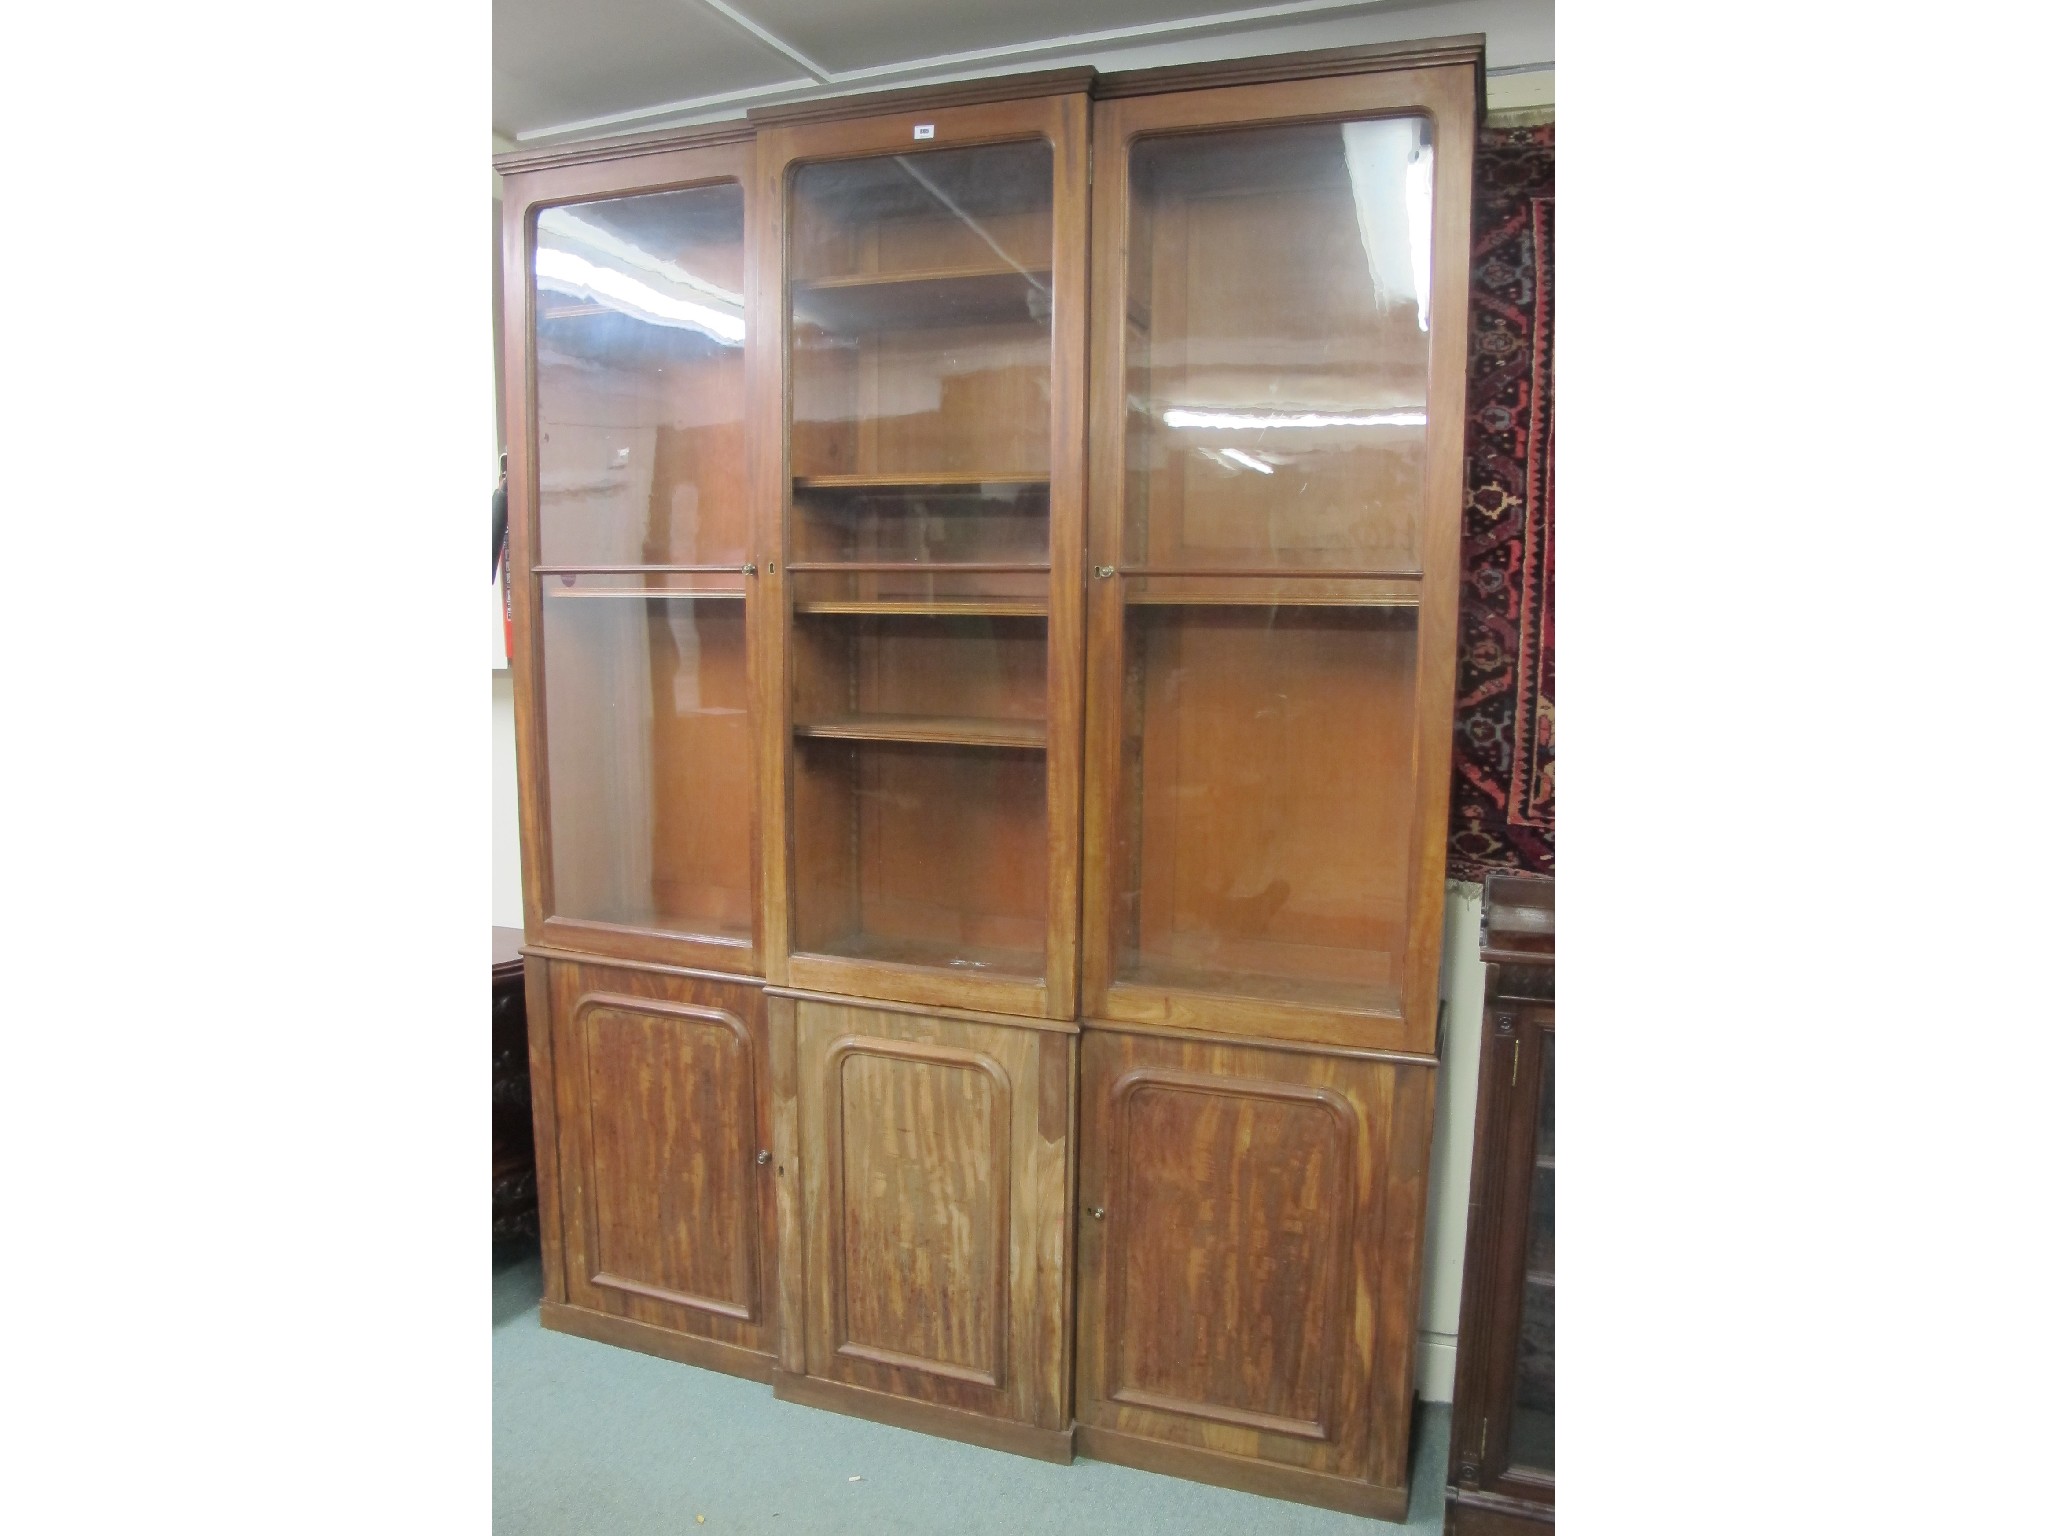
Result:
[493, 927, 539, 1249]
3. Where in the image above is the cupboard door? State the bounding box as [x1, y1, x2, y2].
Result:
[1082, 70, 1477, 1053]
[546, 960, 776, 1375]
[758, 95, 1090, 1019]
[1075, 1027, 1435, 1513]
[502, 141, 765, 974]
[792, 996, 1072, 1435]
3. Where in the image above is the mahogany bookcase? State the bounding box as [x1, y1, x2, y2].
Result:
[498, 35, 1483, 1517]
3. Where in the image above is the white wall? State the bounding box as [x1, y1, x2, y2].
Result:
[492, 134, 524, 932]
[1418, 881, 1488, 1398]
[486, 17, 1550, 1400]
[492, 672, 524, 928]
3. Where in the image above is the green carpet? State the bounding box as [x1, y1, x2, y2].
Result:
[494, 1254, 1449, 1533]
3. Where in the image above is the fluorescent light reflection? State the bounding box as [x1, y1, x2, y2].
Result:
[535, 207, 745, 345]
[1339, 118, 1433, 333]
[1164, 408, 1426, 430]
[535, 248, 746, 343]
[1218, 447, 1275, 474]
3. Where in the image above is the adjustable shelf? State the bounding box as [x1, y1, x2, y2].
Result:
[792, 599, 1048, 617]
[794, 714, 1048, 750]
[543, 588, 746, 601]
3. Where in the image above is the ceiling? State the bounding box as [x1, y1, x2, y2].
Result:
[494, 0, 1554, 144]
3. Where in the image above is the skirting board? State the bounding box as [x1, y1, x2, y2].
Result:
[539, 1301, 775, 1384]
[772, 1369, 1075, 1464]
[1073, 1424, 1408, 1522]
[1417, 1329, 1458, 1402]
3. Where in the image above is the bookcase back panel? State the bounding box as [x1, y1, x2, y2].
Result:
[1113, 604, 1416, 1014]
[1123, 119, 1433, 574]
[793, 739, 1049, 979]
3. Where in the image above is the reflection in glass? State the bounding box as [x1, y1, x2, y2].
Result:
[1124, 118, 1433, 571]
[542, 587, 752, 941]
[535, 184, 747, 567]
[788, 141, 1054, 492]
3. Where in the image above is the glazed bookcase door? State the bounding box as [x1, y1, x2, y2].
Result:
[1082, 70, 1475, 1054]
[502, 139, 767, 974]
[757, 95, 1090, 1020]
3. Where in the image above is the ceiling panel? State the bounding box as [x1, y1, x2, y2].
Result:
[739, 0, 1268, 76]
[494, 0, 804, 137]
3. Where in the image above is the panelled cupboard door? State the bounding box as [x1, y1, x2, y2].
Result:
[1074, 1027, 1437, 1519]
[789, 995, 1073, 1443]
[544, 959, 777, 1379]
[500, 137, 769, 975]
[756, 92, 1091, 1021]
[1080, 66, 1478, 1054]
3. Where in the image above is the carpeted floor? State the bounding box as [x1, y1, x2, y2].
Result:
[494, 1252, 1450, 1534]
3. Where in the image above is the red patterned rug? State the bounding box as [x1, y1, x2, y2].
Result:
[1448, 122, 1555, 883]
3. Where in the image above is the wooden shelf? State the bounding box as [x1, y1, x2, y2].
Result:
[793, 599, 1048, 618]
[793, 472, 1050, 492]
[793, 265, 1051, 332]
[795, 714, 1047, 750]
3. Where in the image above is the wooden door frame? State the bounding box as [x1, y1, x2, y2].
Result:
[501, 133, 770, 977]
[752, 90, 1092, 1020]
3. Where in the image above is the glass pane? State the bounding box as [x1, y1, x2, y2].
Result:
[785, 139, 1055, 979]
[789, 141, 1054, 535]
[1113, 605, 1416, 1011]
[1124, 118, 1433, 571]
[792, 740, 1046, 979]
[535, 183, 748, 567]
[793, 611, 1048, 748]
[541, 583, 752, 942]
[1511, 1033, 1555, 1473]
[1509, 1274, 1555, 1472]
[790, 479, 1049, 565]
